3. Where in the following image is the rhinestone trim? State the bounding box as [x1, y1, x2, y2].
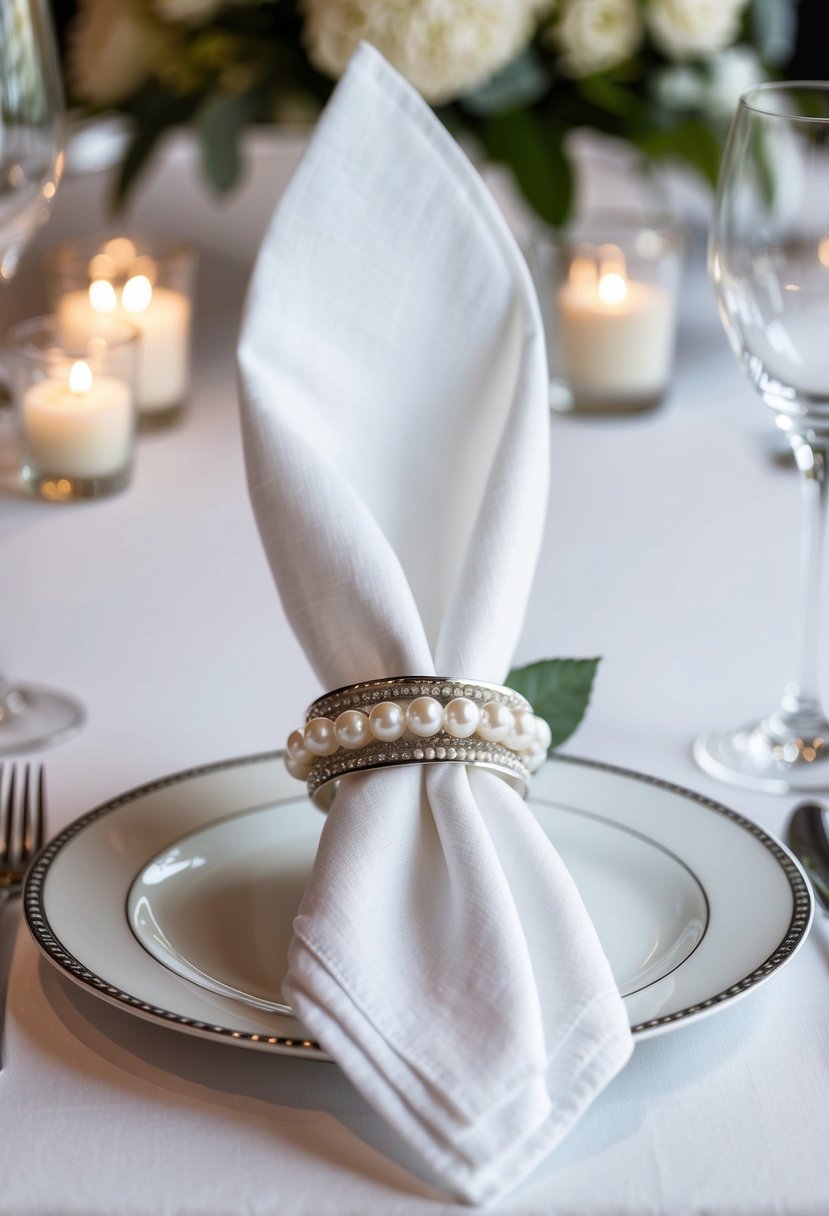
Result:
[307, 676, 530, 722]
[307, 734, 531, 809]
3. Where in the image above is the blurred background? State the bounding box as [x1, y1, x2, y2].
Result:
[41, 0, 829, 234]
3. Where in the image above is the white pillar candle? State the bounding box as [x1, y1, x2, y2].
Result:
[22, 360, 132, 477]
[557, 250, 676, 405]
[57, 273, 191, 415]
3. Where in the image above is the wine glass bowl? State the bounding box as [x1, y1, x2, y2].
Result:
[695, 82, 829, 792]
[0, 0, 84, 755]
[0, 0, 63, 281]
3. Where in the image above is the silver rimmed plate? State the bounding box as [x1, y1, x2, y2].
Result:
[24, 752, 812, 1056]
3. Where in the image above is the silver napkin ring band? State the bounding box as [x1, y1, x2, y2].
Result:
[282, 676, 552, 811]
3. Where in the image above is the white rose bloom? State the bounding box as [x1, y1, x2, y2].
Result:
[303, 0, 553, 105]
[648, 0, 749, 61]
[69, 0, 169, 105]
[555, 0, 642, 78]
[702, 44, 764, 119]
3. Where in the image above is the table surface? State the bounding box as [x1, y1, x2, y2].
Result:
[0, 132, 826, 1216]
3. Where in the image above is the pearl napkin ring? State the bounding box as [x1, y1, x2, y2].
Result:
[284, 677, 551, 811]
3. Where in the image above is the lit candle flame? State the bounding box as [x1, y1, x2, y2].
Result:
[69, 361, 92, 395]
[569, 254, 598, 290]
[122, 274, 153, 314]
[88, 279, 118, 314]
[102, 237, 137, 272]
[598, 271, 628, 306]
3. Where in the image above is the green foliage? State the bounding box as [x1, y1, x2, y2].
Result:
[506, 658, 601, 752]
[460, 49, 552, 117]
[113, 82, 201, 209]
[634, 118, 723, 189]
[198, 91, 256, 193]
[70, 0, 780, 222]
[478, 108, 573, 230]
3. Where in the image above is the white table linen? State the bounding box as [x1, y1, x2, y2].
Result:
[0, 119, 827, 1215]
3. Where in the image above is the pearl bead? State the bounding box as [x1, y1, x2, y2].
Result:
[369, 701, 405, 742]
[506, 708, 536, 751]
[334, 709, 371, 750]
[524, 741, 548, 773]
[534, 716, 552, 752]
[287, 729, 313, 766]
[285, 756, 312, 780]
[304, 717, 339, 756]
[443, 697, 480, 738]
[477, 702, 513, 743]
[407, 696, 443, 737]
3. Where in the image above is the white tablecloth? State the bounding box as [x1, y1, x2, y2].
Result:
[0, 132, 826, 1215]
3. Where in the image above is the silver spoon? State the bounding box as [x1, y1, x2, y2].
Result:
[787, 801, 829, 913]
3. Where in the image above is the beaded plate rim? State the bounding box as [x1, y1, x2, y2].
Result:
[23, 751, 813, 1052]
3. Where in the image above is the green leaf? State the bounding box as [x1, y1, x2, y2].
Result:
[480, 109, 573, 228]
[576, 74, 642, 120]
[634, 119, 724, 190]
[112, 82, 201, 211]
[506, 658, 600, 751]
[197, 91, 251, 193]
[460, 49, 552, 117]
[113, 125, 165, 211]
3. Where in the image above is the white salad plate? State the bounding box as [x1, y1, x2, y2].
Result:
[25, 752, 812, 1057]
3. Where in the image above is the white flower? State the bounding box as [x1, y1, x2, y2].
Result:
[702, 44, 764, 119]
[302, 0, 552, 105]
[555, 0, 642, 78]
[647, 0, 749, 61]
[69, 0, 169, 105]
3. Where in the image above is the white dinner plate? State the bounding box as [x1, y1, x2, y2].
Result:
[25, 752, 812, 1057]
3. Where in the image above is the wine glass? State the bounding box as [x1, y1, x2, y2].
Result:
[0, 0, 84, 754]
[695, 81, 829, 793]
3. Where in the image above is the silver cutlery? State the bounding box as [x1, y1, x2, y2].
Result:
[0, 763, 46, 1069]
[787, 800, 829, 914]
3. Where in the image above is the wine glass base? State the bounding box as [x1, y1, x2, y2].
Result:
[0, 684, 85, 756]
[694, 720, 829, 794]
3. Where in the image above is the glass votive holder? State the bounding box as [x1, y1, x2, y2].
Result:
[532, 215, 685, 415]
[44, 233, 196, 428]
[6, 315, 140, 501]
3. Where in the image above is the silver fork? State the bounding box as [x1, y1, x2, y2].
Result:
[0, 763, 46, 1070]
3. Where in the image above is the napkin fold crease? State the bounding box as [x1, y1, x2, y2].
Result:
[238, 43, 632, 1206]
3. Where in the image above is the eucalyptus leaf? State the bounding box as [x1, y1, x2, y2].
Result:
[460, 49, 551, 117]
[113, 82, 201, 210]
[198, 92, 251, 193]
[506, 658, 600, 751]
[750, 0, 797, 66]
[481, 109, 573, 228]
[635, 119, 722, 189]
[113, 125, 164, 211]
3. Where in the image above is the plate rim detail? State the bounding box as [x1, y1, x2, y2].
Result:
[23, 751, 814, 1050]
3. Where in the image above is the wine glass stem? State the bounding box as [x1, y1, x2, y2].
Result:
[786, 434, 827, 719]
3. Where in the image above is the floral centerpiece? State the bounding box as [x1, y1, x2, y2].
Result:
[66, 0, 795, 225]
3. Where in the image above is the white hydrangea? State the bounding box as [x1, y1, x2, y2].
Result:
[555, 0, 642, 78]
[703, 44, 764, 119]
[302, 0, 553, 105]
[647, 0, 749, 61]
[69, 0, 169, 104]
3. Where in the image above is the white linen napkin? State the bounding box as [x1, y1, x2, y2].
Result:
[237, 43, 632, 1205]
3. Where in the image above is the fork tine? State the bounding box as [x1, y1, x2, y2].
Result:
[21, 765, 31, 858]
[0, 764, 46, 869]
[34, 766, 45, 851]
[0, 765, 15, 865]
